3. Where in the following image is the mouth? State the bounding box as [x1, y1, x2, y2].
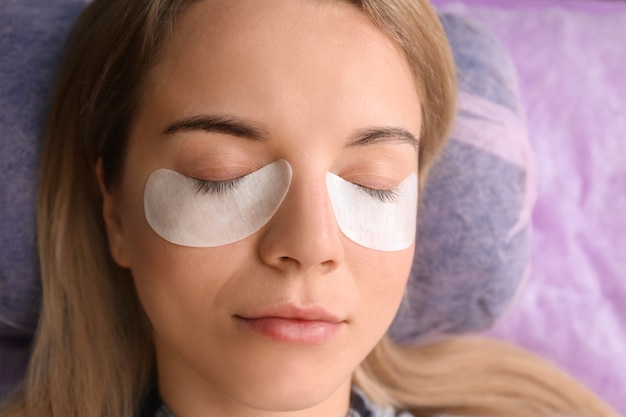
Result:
[234, 304, 346, 345]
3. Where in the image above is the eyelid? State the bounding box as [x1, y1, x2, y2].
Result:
[186, 162, 261, 194]
[192, 172, 401, 203]
[338, 171, 405, 203]
[184, 163, 256, 182]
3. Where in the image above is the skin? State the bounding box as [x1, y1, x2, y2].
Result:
[100, 1, 422, 416]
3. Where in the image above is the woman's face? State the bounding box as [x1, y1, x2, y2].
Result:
[101, 0, 421, 416]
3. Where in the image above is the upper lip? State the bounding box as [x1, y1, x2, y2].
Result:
[235, 303, 344, 323]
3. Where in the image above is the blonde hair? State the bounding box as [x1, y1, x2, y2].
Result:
[0, 1, 618, 416]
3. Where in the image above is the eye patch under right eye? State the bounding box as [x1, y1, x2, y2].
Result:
[144, 159, 292, 247]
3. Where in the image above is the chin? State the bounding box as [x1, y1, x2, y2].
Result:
[234, 380, 347, 413]
[215, 356, 351, 413]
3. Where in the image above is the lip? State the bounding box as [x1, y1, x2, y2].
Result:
[234, 304, 346, 345]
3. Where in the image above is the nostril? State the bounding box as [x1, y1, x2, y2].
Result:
[278, 256, 298, 267]
[320, 259, 337, 271]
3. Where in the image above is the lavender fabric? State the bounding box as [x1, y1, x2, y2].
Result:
[430, 0, 626, 413]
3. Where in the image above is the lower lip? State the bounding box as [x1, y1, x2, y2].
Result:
[236, 317, 345, 345]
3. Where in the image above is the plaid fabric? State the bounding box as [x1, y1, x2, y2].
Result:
[147, 387, 414, 417]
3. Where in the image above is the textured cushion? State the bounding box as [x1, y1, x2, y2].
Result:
[390, 14, 533, 343]
[0, 0, 86, 337]
[0, 0, 87, 398]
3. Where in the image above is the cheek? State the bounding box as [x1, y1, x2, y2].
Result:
[351, 245, 414, 331]
[129, 241, 210, 322]
[119, 191, 239, 329]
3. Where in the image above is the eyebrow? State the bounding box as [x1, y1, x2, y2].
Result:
[163, 114, 419, 150]
[163, 114, 268, 140]
[348, 127, 419, 151]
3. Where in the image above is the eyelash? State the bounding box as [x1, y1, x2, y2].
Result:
[357, 184, 400, 203]
[191, 174, 400, 203]
[192, 176, 245, 195]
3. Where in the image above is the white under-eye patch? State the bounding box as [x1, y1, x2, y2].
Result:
[326, 172, 418, 251]
[144, 159, 292, 247]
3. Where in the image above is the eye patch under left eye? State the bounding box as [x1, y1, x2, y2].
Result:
[144, 159, 292, 247]
[326, 172, 418, 251]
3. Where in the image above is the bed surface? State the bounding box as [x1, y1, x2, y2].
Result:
[431, 0, 626, 413]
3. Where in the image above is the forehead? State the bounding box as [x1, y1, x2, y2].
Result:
[140, 0, 421, 138]
[159, 0, 410, 69]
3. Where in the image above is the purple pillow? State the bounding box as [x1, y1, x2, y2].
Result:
[390, 14, 533, 343]
[0, 0, 87, 398]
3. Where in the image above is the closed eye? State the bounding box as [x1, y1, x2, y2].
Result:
[192, 176, 246, 195]
[191, 169, 401, 202]
[356, 184, 400, 203]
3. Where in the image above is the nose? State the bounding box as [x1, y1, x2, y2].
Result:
[257, 173, 344, 273]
